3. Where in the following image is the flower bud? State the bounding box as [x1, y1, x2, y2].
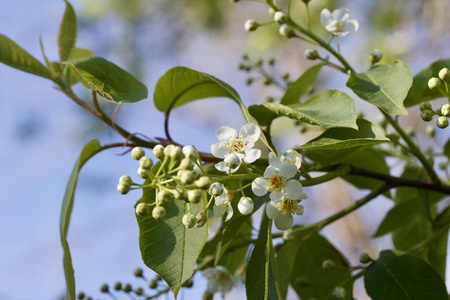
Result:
[135, 203, 150, 216]
[195, 176, 212, 189]
[195, 210, 207, 227]
[439, 68, 450, 82]
[421, 110, 434, 122]
[117, 183, 130, 195]
[131, 147, 145, 160]
[188, 189, 203, 204]
[180, 158, 194, 170]
[279, 24, 295, 38]
[114, 282, 122, 290]
[419, 101, 432, 112]
[135, 288, 144, 296]
[255, 58, 263, 66]
[203, 292, 214, 300]
[322, 259, 337, 270]
[244, 19, 259, 32]
[426, 125, 435, 137]
[169, 146, 183, 162]
[209, 182, 224, 196]
[139, 156, 153, 170]
[180, 170, 196, 185]
[437, 116, 449, 128]
[122, 284, 132, 293]
[268, 57, 275, 65]
[268, 7, 276, 17]
[238, 197, 254, 215]
[153, 145, 165, 160]
[231, 0, 239, 3]
[274, 11, 287, 24]
[100, 284, 109, 293]
[119, 175, 132, 185]
[148, 280, 158, 289]
[77, 292, 85, 299]
[137, 167, 149, 179]
[182, 213, 196, 228]
[152, 206, 166, 220]
[441, 104, 450, 116]
[157, 190, 173, 207]
[183, 279, 193, 288]
[369, 49, 383, 64]
[332, 286, 346, 299]
[436, 105, 444, 116]
[224, 154, 240, 169]
[281, 72, 290, 80]
[304, 48, 319, 60]
[193, 166, 202, 179]
[428, 77, 441, 90]
[183, 145, 198, 160]
[359, 252, 373, 264]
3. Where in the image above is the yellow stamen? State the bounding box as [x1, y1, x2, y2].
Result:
[269, 175, 287, 191]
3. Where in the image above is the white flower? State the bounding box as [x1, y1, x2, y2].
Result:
[211, 124, 261, 172]
[266, 199, 304, 230]
[320, 8, 359, 36]
[275, 149, 302, 169]
[252, 153, 306, 202]
[212, 184, 234, 222]
[202, 266, 238, 297]
[238, 197, 254, 215]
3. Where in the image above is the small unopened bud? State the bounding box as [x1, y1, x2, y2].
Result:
[163, 144, 174, 157]
[182, 213, 196, 228]
[149, 280, 158, 289]
[100, 284, 109, 293]
[437, 116, 449, 128]
[238, 197, 254, 215]
[134, 268, 143, 277]
[169, 146, 183, 162]
[428, 77, 441, 90]
[421, 110, 434, 122]
[419, 101, 432, 112]
[274, 11, 287, 24]
[114, 282, 122, 290]
[203, 291, 214, 300]
[332, 286, 346, 299]
[180, 170, 196, 185]
[304, 48, 319, 60]
[268, 7, 276, 17]
[123, 284, 132, 293]
[231, 0, 240, 3]
[268, 57, 275, 65]
[279, 24, 295, 38]
[137, 167, 149, 179]
[263, 77, 272, 85]
[406, 127, 414, 136]
[188, 189, 202, 204]
[119, 175, 132, 185]
[117, 183, 130, 195]
[439, 68, 450, 82]
[157, 190, 173, 207]
[136, 203, 150, 216]
[195, 176, 212, 189]
[182, 145, 198, 160]
[369, 49, 383, 65]
[193, 166, 202, 179]
[155, 274, 162, 281]
[153, 145, 165, 160]
[441, 104, 450, 116]
[425, 125, 435, 137]
[173, 187, 187, 201]
[131, 147, 145, 160]
[135, 288, 144, 295]
[152, 206, 166, 220]
[139, 156, 153, 170]
[195, 210, 207, 227]
[224, 154, 241, 169]
[246, 77, 253, 85]
[322, 259, 337, 270]
[436, 105, 444, 116]
[209, 182, 224, 196]
[183, 279, 193, 288]
[281, 72, 290, 80]
[77, 292, 85, 299]
[255, 58, 263, 66]
[244, 19, 259, 32]
[180, 158, 194, 170]
[359, 252, 373, 264]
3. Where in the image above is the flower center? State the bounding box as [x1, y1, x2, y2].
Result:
[227, 135, 246, 153]
[215, 270, 231, 284]
[335, 22, 344, 32]
[268, 175, 287, 191]
[280, 199, 298, 215]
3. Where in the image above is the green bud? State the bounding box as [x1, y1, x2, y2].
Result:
[85, 298, 92, 300]
[274, 11, 287, 24]
[238, 63, 246, 70]
[137, 167, 149, 179]
[421, 110, 434, 122]
[188, 189, 202, 204]
[357, 111, 364, 119]
[436, 105, 444, 116]
[419, 101, 432, 112]
[149, 279, 158, 289]
[359, 252, 373, 264]
[182, 145, 198, 160]
[114, 282, 122, 290]
[437, 116, 449, 128]
[182, 213, 196, 228]
[117, 183, 130, 195]
[180, 158, 194, 170]
[152, 206, 166, 220]
[139, 156, 153, 170]
[203, 292, 214, 300]
[180, 170, 196, 185]
[266, 96, 274, 103]
[135, 288, 144, 295]
[246, 77, 253, 85]
[100, 284, 109, 293]
[369, 49, 383, 64]
[244, 19, 259, 32]
[195, 210, 208, 227]
[131, 147, 145, 160]
[173, 187, 187, 201]
[255, 57, 263, 66]
[169, 146, 183, 162]
[279, 24, 295, 38]
[136, 203, 150, 216]
[230, 0, 239, 2]
[439, 68, 450, 82]
[406, 127, 415, 136]
[155, 274, 162, 281]
[195, 176, 212, 189]
[304, 48, 319, 60]
[428, 77, 441, 90]
[134, 268, 143, 278]
[322, 259, 337, 270]
[119, 175, 132, 185]
[163, 144, 174, 156]
[268, 57, 275, 65]
[182, 279, 193, 288]
[268, 7, 276, 17]
[441, 104, 450, 116]
[263, 77, 272, 85]
[153, 145, 165, 160]
[281, 72, 290, 80]
[209, 182, 224, 196]
[425, 125, 435, 136]
[123, 283, 132, 293]
[77, 292, 85, 299]
[157, 190, 173, 207]
[242, 54, 249, 60]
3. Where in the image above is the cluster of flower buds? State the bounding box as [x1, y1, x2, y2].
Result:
[424, 68, 450, 128]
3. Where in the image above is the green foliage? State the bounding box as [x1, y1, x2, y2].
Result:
[0, 34, 52, 79]
[347, 61, 413, 115]
[297, 119, 390, 151]
[249, 89, 357, 129]
[67, 48, 94, 86]
[364, 250, 448, 300]
[60, 140, 104, 300]
[280, 64, 323, 105]
[404, 59, 450, 107]
[58, 0, 77, 62]
[65, 56, 148, 103]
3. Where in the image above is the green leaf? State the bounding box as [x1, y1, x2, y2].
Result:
[67, 48, 94, 86]
[404, 59, 450, 107]
[443, 138, 450, 159]
[0, 34, 52, 79]
[65, 56, 148, 103]
[364, 250, 448, 300]
[430, 208, 450, 280]
[280, 64, 323, 105]
[296, 119, 390, 151]
[249, 90, 357, 129]
[346, 61, 412, 115]
[290, 233, 353, 300]
[58, 0, 77, 62]
[137, 185, 207, 297]
[154, 66, 274, 152]
[60, 140, 103, 300]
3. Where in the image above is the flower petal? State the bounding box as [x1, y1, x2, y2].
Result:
[215, 190, 229, 206]
[252, 177, 269, 196]
[225, 204, 234, 222]
[264, 165, 278, 178]
[320, 8, 331, 26]
[213, 204, 227, 218]
[295, 205, 304, 216]
[270, 191, 284, 202]
[268, 152, 282, 167]
[244, 148, 261, 163]
[239, 123, 260, 144]
[215, 161, 228, 172]
[331, 8, 350, 22]
[211, 142, 229, 158]
[274, 214, 294, 230]
[284, 180, 304, 200]
[284, 149, 302, 169]
[216, 126, 237, 142]
[265, 201, 281, 219]
[279, 162, 298, 179]
[343, 19, 359, 35]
